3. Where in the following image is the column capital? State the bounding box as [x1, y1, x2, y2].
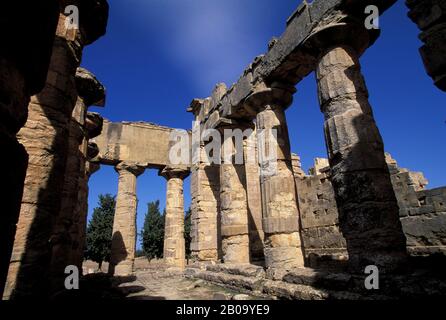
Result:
[79, 0, 110, 46]
[87, 142, 99, 160]
[159, 165, 190, 180]
[302, 14, 378, 60]
[75, 67, 106, 108]
[115, 162, 145, 176]
[244, 81, 296, 113]
[214, 117, 254, 134]
[85, 112, 103, 139]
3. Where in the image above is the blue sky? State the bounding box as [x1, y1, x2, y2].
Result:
[82, 0, 446, 248]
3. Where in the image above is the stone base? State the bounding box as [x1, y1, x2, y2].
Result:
[185, 260, 446, 300]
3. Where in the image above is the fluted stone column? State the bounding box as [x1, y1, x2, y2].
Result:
[159, 166, 190, 269]
[71, 159, 100, 271]
[219, 132, 250, 264]
[49, 68, 105, 294]
[246, 84, 305, 270]
[243, 129, 264, 261]
[4, 1, 109, 299]
[188, 101, 221, 262]
[315, 44, 407, 271]
[70, 112, 104, 270]
[109, 162, 144, 276]
[0, 1, 59, 297]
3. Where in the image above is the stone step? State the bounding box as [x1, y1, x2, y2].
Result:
[280, 268, 352, 290]
[185, 267, 389, 300]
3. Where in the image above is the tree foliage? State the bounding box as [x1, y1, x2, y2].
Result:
[140, 200, 165, 261]
[85, 194, 116, 269]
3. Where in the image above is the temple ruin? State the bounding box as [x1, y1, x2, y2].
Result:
[0, 0, 445, 300]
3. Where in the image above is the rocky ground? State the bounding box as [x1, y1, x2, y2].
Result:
[79, 258, 262, 300]
[77, 256, 446, 300]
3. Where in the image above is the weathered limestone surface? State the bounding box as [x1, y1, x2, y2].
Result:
[160, 166, 190, 269]
[72, 160, 100, 270]
[219, 133, 250, 264]
[387, 154, 446, 256]
[94, 120, 177, 167]
[49, 68, 105, 294]
[296, 154, 446, 260]
[4, 1, 109, 299]
[308, 158, 329, 176]
[190, 160, 221, 262]
[69, 71, 106, 271]
[189, 101, 221, 262]
[0, 1, 59, 297]
[296, 165, 346, 258]
[291, 154, 306, 179]
[245, 84, 305, 270]
[244, 132, 265, 261]
[109, 162, 144, 276]
[407, 0, 446, 91]
[315, 44, 407, 271]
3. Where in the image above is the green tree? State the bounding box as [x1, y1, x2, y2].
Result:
[85, 194, 116, 270]
[184, 207, 192, 261]
[140, 200, 165, 261]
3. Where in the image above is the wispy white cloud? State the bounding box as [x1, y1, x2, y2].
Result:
[118, 0, 279, 96]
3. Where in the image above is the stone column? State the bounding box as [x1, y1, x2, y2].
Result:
[190, 144, 221, 262]
[159, 166, 190, 269]
[70, 112, 104, 270]
[4, 1, 109, 299]
[71, 159, 100, 270]
[315, 45, 407, 271]
[407, 0, 446, 91]
[188, 101, 221, 262]
[49, 68, 105, 294]
[0, 1, 59, 297]
[246, 83, 305, 270]
[219, 130, 250, 264]
[109, 162, 144, 276]
[244, 129, 265, 261]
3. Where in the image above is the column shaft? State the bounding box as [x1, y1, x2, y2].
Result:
[71, 160, 99, 270]
[162, 171, 188, 268]
[48, 97, 84, 293]
[243, 131, 264, 261]
[256, 105, 305, 269]
[220, 135, 250, 264]
[316, 45, 407, 270]
[0, 1, 58, 297]
[190, 145, 221, 261]
[4, 14, 84, 299]
[109, 163, 144, 276]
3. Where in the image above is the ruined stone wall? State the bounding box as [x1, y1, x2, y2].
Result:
[295, 156, 446, 259]
[387, 155, 446, 256]
[296, 171, 346, 258]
